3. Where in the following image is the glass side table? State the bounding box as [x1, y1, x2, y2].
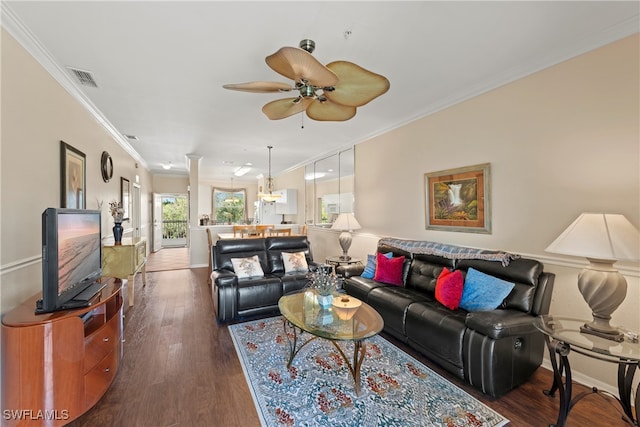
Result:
[325, 256, 364, 279]
[534, 315, 640, 427]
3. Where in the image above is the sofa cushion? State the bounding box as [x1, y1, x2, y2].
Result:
[231, 255, 265, 278]
[265, 236, 313, 274]
[405, 301, 467, 372]
[367, 286, 432, 338]
[459, 268, 515, 312]
[361, 252, 392, 279]
[406, 254, 456, 294]
[214, 238, 268, 271]
[282, 251, 309, 273]
[343, 276, 389, 303]
[435, 268, 464, 310]
[465, 310, 539, 339]
[374, 253, 405, 286]
[457, 258, 542, 313]
[236, 276, 282, 311]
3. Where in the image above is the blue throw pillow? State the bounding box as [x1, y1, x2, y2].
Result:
[459, 268, 515, 312]
[361, 252, 393, 279]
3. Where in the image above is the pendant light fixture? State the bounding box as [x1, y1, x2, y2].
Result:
[224, 177, 237, 203]
[259, 145, 281, 202]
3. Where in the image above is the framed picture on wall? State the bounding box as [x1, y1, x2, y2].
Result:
[424, 163, 491, 233]
[60, 141, 86, 209]
[121, 177, 131, 221]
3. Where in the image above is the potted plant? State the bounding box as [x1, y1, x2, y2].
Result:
[306, 266, 338, 309]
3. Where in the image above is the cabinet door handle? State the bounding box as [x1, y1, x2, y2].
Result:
[104, 368, 110, 373]
[103, 337, 110, 342]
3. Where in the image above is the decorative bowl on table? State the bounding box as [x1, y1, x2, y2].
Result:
[332, 295, 362, 320]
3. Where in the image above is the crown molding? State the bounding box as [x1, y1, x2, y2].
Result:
[1, 3, 148, 170]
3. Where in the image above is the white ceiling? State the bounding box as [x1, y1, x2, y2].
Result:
[3, 1, 638, 182]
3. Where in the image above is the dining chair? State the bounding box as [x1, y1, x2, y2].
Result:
[206, 228, 213, 284]
[271, 228, 291, 236]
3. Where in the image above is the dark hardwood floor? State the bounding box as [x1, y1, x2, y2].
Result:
[68, 267, 632, 427]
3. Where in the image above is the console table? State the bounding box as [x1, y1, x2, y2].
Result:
[1, 278, 123, 426]
[534, 315, 639, 427]
[102, 237, 146, 306]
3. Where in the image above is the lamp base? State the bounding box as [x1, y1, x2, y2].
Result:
[578, 259, 627, 343]
[338, 231, 353, 262]
[580, 323, 624, 342]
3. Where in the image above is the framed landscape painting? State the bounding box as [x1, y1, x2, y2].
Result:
[424, 163, 491, 233]
[60, 141, 86, 209]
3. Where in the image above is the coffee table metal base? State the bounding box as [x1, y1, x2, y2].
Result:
[282, 318, 367, 395]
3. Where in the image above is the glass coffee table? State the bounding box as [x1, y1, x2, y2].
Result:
[278, 290, 384, 395]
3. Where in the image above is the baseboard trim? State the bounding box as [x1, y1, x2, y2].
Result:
[539, 359, 617, 397]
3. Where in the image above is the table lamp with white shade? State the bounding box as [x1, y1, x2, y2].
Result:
[331, 213, 361, 261]
[545, 213, 640, 342]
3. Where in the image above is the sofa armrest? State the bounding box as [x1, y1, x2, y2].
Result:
[213, 270, 238, 288]
[465, 310, 538, 340]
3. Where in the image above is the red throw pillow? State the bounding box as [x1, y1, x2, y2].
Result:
[435, 267, 464, 310]
[373, 253, 405, 286]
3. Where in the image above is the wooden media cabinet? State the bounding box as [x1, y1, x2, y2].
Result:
[1, 277, 124, 426]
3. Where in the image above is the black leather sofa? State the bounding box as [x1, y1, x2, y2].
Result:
[343, 240, 555, 397]
[211, 236, 318, 322]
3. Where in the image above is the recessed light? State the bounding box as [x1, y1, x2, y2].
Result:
[234, 163, 253, 177]
[305, 172, 326, 180]
[161, 162, 172, 170]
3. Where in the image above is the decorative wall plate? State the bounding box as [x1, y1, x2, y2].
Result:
[101, 151, 113, 182]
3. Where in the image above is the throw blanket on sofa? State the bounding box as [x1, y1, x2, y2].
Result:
[379, 238, 520, 267]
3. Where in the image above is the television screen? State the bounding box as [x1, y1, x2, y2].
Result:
[40, 208, 102, 313]
[57, 212, 101, 295]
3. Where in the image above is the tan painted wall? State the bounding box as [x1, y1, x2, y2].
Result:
[152, 174, 189, 194]
[1, 30, 153, 313]
[341, 34, 639, 394]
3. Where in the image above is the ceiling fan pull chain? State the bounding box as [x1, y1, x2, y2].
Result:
[301, 111, 304, 129]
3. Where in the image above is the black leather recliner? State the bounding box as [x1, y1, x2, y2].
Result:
[211, 236, 318, 322]
[344, 241, 555, 397]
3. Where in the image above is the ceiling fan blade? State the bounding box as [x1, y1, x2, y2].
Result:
[266, 47, 338, 87]
[262, 97, 313, 120]
[324, 61, 390, 107]
[306, 99, 356, 122]
[222, 81, 293, 93]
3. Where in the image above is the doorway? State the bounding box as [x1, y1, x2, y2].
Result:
[152, 193, 188, 251]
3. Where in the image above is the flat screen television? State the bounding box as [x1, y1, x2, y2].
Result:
[37, 208, 103, 313]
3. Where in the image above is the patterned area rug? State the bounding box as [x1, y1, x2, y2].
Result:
[229, 316, 508, 427]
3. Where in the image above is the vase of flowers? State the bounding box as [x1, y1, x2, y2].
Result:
[306, 265, 339, 309]
[109, 201, 125, 245]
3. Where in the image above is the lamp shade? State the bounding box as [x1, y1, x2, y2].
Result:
[545, 213, 640, 261]
[331, 213, 361, 231]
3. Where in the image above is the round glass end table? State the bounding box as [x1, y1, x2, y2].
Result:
[534, 315, 639, 427]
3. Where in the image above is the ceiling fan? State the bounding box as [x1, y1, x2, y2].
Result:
[223, 39, 390, 122]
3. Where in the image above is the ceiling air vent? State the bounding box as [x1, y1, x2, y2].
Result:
[67, 67, 98, 88]
[124, 134, 139, 141]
